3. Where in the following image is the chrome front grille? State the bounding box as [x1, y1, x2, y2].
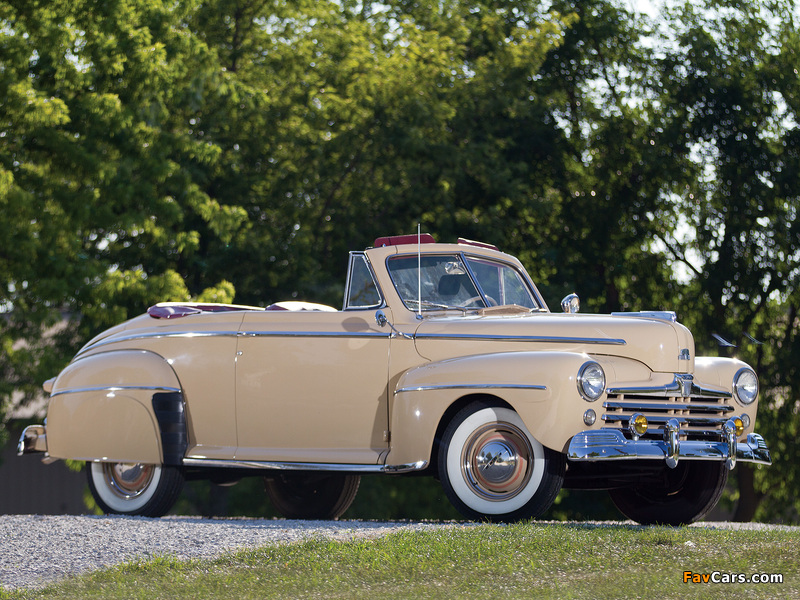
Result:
[602, 394, 735, 441]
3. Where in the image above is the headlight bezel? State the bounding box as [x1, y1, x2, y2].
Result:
[577, 361, 606, 402]
[733, 368, 759, 406]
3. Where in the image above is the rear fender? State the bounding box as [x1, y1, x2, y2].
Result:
[46, 350, 186, 464]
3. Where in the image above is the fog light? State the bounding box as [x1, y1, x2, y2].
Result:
[732, 416, 745, 437]
[629, 413, 648, 439]
[740, 414, 750, 429]
[583, 409, 596, 426]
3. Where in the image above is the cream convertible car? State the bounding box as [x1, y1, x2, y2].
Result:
[20, 235, 771, 524]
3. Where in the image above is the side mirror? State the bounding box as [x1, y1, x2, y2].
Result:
[561, 293, 580, 314]
[375, 310, 388, 328]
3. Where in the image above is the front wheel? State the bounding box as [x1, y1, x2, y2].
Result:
[438, 402, 565, 522]
[609, 461, 728, 525]
[87, 462, 184, 517]
[264, 472, 360, 519]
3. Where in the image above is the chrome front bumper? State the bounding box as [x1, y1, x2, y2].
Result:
[567, 424, 772, 470]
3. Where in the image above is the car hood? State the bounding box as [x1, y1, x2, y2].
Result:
[413, 311, 694, 374]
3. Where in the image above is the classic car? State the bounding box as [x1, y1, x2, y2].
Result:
[19, 234, 771, 524]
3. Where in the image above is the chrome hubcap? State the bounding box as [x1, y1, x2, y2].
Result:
[103, 463, 154, 499]
[461, 422, 533, 501]
[475, 440, 519, 484]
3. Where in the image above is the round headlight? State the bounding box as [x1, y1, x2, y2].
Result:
[733, 368, 759, 406]
[578, 361, 606, 402]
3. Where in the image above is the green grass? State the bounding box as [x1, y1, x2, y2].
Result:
[5, 523, 798, 599]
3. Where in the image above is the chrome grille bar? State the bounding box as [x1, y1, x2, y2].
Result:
[602, 374, 734, 441]
[602, 414, 732, 427]
[603, 400, 734, 414]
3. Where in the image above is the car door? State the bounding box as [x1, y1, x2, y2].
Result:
[234, 309, 391, 465]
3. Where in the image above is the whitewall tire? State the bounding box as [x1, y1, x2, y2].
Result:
[87, 462, 184, 517]
[438, 402, 564, 522]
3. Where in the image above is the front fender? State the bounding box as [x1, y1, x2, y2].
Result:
[46, 350, 185, 464]
[386, 351, 597, 466]
[694, 356, 761, 433]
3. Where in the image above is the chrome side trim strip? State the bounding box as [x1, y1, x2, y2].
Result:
[182, 458, 429, 474]
[384, 460, 430, 473]
[395, 383, 547, 395]
[83, 329, 623, 350]
[49, 385, 182, 398]
[83, 331, 238, 351]
[84, 330, 389, 352]
[414, 333, 626, 345]
[238, 331, 389, 339]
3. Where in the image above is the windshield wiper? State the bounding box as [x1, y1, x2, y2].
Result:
[405, 300, 469, 314]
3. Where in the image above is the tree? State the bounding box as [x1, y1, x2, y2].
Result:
[176, 0, 579, 308]
[0, 0, 239, 439]
[3, 0, 798, 524]
[650, 0, 800, 521]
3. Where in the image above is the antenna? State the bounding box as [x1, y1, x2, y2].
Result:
[417, 223, 422, 319]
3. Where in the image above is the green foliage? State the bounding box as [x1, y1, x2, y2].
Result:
[648, 0, 800, 521]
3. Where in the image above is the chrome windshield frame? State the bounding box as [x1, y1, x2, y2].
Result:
[385, 251, 545, 314]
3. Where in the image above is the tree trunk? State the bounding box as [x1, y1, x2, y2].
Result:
[732, 464, 760, 522]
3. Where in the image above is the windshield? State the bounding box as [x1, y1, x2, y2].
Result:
[387, 254, 539, 311]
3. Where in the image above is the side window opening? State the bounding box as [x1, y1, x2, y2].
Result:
[344, 254, 382, 309]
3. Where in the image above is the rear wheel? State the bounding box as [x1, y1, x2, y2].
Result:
[264, 472, 360, 519]
[87, 462, 184, 517]
[609, 461, 728, 525]
[438, 402, 564, 522]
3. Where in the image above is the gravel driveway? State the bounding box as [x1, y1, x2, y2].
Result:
[0, 515, 451, 590]
[1, 515, 797, 591]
